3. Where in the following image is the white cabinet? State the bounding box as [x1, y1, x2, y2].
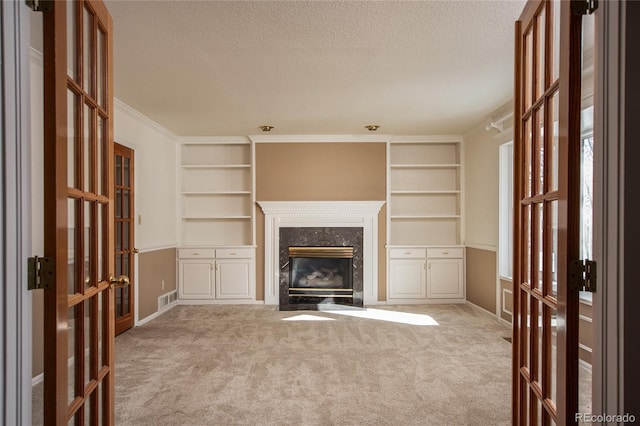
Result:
[427, 248, 464, 299]
[215, 249, 254, 300]
[389, 262, 426, 300]
[388, 249, 427, 301]
[388, 247, 464, 303]
[178, 248, 255, 302]
[180, 260, 215, 299]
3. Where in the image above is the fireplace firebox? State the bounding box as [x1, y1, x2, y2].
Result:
[287, 246, 354, 307]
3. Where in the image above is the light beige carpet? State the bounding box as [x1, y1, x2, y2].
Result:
[113, 304, 512, 425]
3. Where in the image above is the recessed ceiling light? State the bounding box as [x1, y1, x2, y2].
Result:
[259, 125, 274, 132]
[365, 125, 380, 131]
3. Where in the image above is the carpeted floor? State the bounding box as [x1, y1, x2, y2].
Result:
[112, 304, 512, 425]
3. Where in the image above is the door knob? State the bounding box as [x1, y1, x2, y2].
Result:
[109, 274, 130, 288]
[132, 248, 140, 254]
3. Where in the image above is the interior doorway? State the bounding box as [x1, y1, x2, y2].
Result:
[114, 143, 136, 335]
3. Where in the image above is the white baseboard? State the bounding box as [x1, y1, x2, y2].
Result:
[499, 317, 513, 328]
[177, 299, 264, 305]
[364, 301, 388, 306]
[32, 373, 44, 387]
[386, 298, 467, 305]
[466, 300, 499, 319]
[137, 302, 178, 327]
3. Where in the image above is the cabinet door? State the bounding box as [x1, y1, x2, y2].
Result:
[389, 259, 427, 299]
[179, 260, 215, 299]
[215, 259, 252, 299]
[427, 259, 464, 299]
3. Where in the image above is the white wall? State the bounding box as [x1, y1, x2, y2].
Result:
[114, 101, 179, 250]
[29, 50, 179, 255]
[463, 109, 513, 249]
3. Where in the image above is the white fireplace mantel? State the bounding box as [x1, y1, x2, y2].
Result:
[257, 201, 385, 306]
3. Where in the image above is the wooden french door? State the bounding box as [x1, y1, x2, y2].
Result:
[114, 143, 136, 335]
[42, 0, 119, 424]
[513, 0, 585, 424]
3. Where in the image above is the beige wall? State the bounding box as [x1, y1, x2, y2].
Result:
[499, 279, 513, 324]
[255, 142, 387, 301]
[465, 247, 497, 314]
[138, 248, 178, 321]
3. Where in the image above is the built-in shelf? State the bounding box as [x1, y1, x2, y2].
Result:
[387, 137, 463, 247]
[179, 139, 254, 247]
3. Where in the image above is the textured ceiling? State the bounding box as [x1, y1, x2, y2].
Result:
[105, 0, 526, 137]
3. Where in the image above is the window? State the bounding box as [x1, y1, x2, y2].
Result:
[499, 141, 514, 280]
[579, 105, 594, 302]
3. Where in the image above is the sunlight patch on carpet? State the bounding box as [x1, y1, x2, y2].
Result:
[326, 308, 439, 326]
[283, 314, 336, 321]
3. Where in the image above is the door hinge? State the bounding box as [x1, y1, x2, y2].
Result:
[569, 259, 597, 293]
[25, 0, 52, 12]
[28, 256, 54, 290]
[572, 0, 598, 15]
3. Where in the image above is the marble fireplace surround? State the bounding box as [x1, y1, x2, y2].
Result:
[257, 201, 385, 306]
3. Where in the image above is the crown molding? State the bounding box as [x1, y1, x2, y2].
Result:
[249, 134, 392, 144]
[114, 99, 179, 142]
[390, 135, 464, 143]
[177, 136, 251, 145]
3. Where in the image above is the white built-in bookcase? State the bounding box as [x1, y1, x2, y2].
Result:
[178, 137, 255, 247]
[387, 136, 464, 246]
[175, 135, 465, 304]
[386, 136, 466, 304]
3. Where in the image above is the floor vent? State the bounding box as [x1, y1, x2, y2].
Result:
[158, 290, 178, 311]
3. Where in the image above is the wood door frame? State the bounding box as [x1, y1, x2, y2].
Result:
[42, 0, 116, 423]
[1, 1, 33, 424]
[513, 0, 583, 423]
[114, 142, 135, 335]
[593, 0, 640, 416]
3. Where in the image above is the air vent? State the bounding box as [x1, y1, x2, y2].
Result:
[158, 290, 178, 311]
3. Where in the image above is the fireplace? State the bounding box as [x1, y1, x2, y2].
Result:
[278, 227, 363, 310]
[257, 201, 385, 307]
[288, 246, 354, 307]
